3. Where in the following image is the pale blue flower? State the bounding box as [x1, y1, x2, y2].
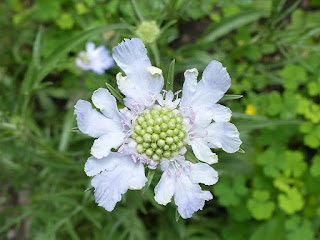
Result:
[74, 38, 241, 217]
[75, 42, 114, 75]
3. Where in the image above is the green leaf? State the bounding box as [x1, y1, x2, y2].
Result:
[284, 151, 307, 178]
[286, 219, 314, 240]
[105, 83, 124, 105]
[250, 216, 286, 240]
[247, 190, 275, 220]
[237, 119, 304, 132]
[18, 26, 43, 114]
[279, 64, 307, 90]
[257, 147, 286, 178]
[219, 94, 243, 102]
[199, 10, 267, 44]
[142, 169, 156, 194]
[166, 59, 175, 91]
[55, 13, 75, 30]
[310, 155, 320, 177]
[58, 108, 76, 152]
[175, 209, 180, 222]
[278, 187, 304, 214]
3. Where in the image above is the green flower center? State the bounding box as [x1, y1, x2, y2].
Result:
[132, 106, 187, 161]
[79, 52, 90, 64]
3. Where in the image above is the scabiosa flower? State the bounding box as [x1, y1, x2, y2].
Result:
[75, 42, 114, 75]
[74, 38, 242, 218]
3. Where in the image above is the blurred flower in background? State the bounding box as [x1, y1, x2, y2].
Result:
[75, 42, 114, 75]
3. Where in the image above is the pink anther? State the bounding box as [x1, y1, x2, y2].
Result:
[201, 130, 208, 138]
[118, 144, 125, 153]
[131, 153, 137, 163]
[174, 90, 182, 95]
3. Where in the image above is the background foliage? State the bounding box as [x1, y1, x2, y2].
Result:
[1, 0, 320, 239]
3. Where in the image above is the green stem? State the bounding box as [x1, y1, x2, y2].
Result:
[150, 42, 161, 67]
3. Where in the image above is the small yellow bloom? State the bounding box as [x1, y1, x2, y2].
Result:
[245, 104, 257, 115]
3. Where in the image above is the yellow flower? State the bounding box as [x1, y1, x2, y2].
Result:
[245, 104, 257, 115]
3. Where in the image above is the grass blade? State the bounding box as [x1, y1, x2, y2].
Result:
[105, 83, 124, 105]
[199, 10, 266, 44]
[166, 59, 175, 91]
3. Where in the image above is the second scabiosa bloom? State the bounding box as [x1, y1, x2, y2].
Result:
[76, 42, 114, 75]
[75, 38, 242, 219]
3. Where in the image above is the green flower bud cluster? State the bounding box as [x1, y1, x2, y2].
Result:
[132, 107, 186, 161]
[136, 21, 160, 44]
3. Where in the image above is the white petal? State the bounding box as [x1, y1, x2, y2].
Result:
[84, 153, 118, 177]
[199, 60, 231, 102]
[91, 133, 125, 159]
[147, 66, 164, 95]
[154, 170, 175, 205]
[116, 72, 137, 100]
[74, 100, 121, 138]
[113, 38, 163, 108]
[128, 161, 148, 190]
[191, 107, 214, 130]
[189, 163, 219, 185]
[112, 38, 151, 91]
[190, 138, 218, 164]
[174, 174, 213, 219]
[91, 154, 146, 212]
[180, 68, 198, 107]
[85, 42, 95, 52]
[212, 104, 232, 122]
[92, 88, 121, 120]
[181, 61, 231, 109]
[206, 122, 242, 153]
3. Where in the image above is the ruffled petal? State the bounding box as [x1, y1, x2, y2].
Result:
[154, 170, 175, 205]
[116, 72, 137, 102]
[84, 154, 118, 177]
[191, 107, 214, 130]
[113, 38, 151, 88]
[74, 100, 121, 138]
[128, 161, 148, 190]
[147, 66, 164, 96]
[189, 163, 219, 185]
[92, 88, 122, 120]
[174, 174, 213, 219]
[180, 61, 231, 109]
[180, 68, 198, 107]
[190, 138, 218, 164]
[113, 38, 163, 108]
[206, 122, 242, 153]
[112, 38, 151, 97]
[91, 153, 147, 212]
[91, 133, 126, 159]
[212, 104, 232, 122]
